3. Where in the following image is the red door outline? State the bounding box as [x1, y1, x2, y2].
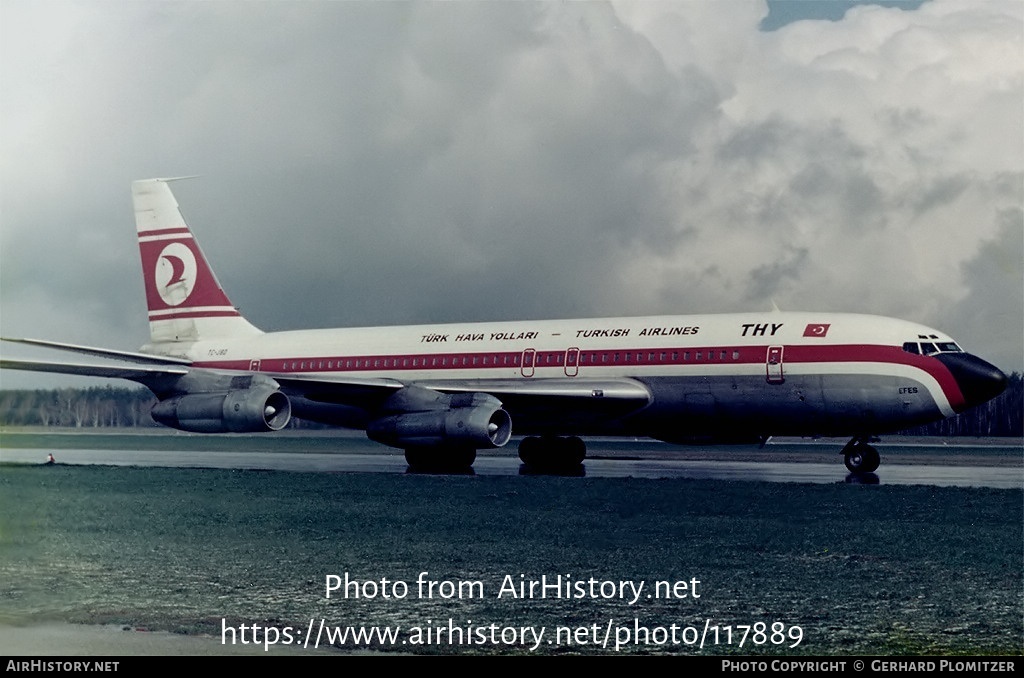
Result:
[564, 347, 580, 377]
[766, 346, 784, 384]
[521, 349, 535, 378]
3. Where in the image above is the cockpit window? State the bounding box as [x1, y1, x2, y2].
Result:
[903, 341, 963, 356]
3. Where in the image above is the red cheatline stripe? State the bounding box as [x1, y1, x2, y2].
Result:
[192, 344, 920, 370]
[189, 342, 966, 411]
[148, 309, 240, 320]
[139, 227, 191, 237]
[787, 345, 965, 411]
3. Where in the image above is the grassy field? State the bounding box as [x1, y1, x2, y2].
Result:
[1, 460, 1020, 655]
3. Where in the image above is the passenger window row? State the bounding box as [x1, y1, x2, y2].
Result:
[278, 348, 745, 371]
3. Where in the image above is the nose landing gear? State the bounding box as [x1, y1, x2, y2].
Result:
[842, 437, 880, 474]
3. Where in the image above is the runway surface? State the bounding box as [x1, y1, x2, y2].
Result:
[2, 437, 1020, 488]
[1, 435, 1020, 657]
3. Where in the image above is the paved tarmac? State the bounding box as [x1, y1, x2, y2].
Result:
[2, 438, 1020, 488]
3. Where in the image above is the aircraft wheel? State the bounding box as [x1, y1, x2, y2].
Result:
[519, 436, 586, 470]
[844, 444, 880, 474]
[405, 448, 429, 468]
[565, 436, 586, 465]
[518, 437, 542, 466]
[405, 447, 476, 471]
[861, 445, 880, 472]
[446, 447, 477, 469]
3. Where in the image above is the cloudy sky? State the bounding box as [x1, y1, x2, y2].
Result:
[1, 0, 1021, 389]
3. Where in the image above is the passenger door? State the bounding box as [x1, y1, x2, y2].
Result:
[766, 346, 784, 384]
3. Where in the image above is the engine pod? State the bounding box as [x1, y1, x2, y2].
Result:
[151, 386, 291, 432]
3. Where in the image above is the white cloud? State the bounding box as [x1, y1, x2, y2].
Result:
[608, 0, 1022, 370]
[1, 0, 1020, 375]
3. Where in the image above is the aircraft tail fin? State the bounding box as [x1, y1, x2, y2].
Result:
[132, 178, 262, 344]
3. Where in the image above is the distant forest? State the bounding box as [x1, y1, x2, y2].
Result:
[0, 375, 1021, 436]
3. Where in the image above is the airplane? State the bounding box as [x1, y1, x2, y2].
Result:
[0, 178, 1009, 473]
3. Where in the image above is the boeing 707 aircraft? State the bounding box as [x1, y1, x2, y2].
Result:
[1, 179, 1008, 473]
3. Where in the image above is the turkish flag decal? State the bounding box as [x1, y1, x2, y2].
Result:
[803, 323, 831, 337]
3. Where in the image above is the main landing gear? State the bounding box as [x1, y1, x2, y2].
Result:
[404, 447, 476, 473]
[518, 436, 586, 472]
[842, 437, 880, 474]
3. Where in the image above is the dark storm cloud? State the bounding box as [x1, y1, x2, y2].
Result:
[908, 174, 973, 216]
[947, 207, 1024, 373]
[160, 1, 724, 330]
[745, 248, 809, 302]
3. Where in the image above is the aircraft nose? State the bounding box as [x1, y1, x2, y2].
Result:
[935, 353, 1008, 410]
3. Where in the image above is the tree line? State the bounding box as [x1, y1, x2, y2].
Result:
[0, 386, 159, 428]
[0, 376, 1020, 435]
[0, 386, 326, 430]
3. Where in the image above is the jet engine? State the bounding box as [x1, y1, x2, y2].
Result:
[366, 387, 512, 449]
[151, 385, 291, 433]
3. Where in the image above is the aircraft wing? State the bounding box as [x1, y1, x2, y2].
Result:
[269, 374, 649, 414]
[418, 377, 653, 420]
[0, 338, 402, 396]
[271, 373, 409, 406]
[248, 372, 650, 432]
[0, 354, 405, 399]
[1, 334, 652, 425]
[1, 338, 192, 365]
[416, 377, 652, 402]
[0, 358, 190, 380]
[1, 347, 650, 412]
[272, 374, 649, 401]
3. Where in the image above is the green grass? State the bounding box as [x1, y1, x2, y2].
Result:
[0, 463, 1020, 654]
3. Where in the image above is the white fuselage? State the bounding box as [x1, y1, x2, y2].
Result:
[156, 311, 969, 439]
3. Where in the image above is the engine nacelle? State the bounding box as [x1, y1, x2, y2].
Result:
[151, 387, 291, 433]
[367, 390, 512, 449]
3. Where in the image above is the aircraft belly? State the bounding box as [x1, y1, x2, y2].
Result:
[818, 373, 944, 432]
[633, 376, 817, 439]
[285, 371, 945, 439]
[634, 372, 945, 439]
[495, 396, 640, 437]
